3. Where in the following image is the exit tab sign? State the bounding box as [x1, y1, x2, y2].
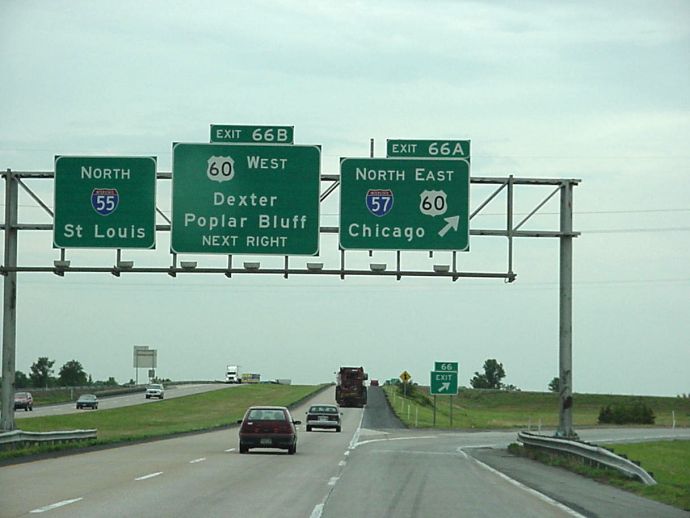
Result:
[387, 139, 470, 159]
[434, 362, 458, 372]
[210, 124, 294, 144]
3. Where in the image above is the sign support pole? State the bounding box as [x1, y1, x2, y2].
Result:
[1, 169, 18, 432]
[433, 395, 436, 427]
[557, 181, 577, 438]
[450, 395, 453, 429]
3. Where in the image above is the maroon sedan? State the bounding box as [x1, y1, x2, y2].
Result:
[237, 406, 301, 454]
[13, 391, 33, 411]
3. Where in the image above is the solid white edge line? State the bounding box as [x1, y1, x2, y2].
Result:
[354, 435, 438, 448]
[468, 454, 586, 517]
[348, 410, 365, 450]
[30, 497, 83, 513]
[135, 471, 163, 481]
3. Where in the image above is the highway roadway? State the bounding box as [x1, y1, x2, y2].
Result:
[9, 383, 237, 420]
[1, 386, 689, 517]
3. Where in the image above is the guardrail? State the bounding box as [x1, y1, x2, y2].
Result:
[517, 431, 656, 485]
[0, 429, 97, 451]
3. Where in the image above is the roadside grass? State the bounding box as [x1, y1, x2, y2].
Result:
[601, 440, 690, 511]
[2, 384, 327, 461]
[383, 385, 690, 429]
[510, 440, 690, 511]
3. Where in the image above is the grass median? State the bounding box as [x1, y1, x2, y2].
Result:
[4, 383, 328, 460]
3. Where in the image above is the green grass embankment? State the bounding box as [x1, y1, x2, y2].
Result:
[383, 385, 690, 429]
[603, 440, 690, 510]
[3, 383, 327, 460]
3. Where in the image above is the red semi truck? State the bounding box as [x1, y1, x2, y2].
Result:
[335, 366, 368, 407]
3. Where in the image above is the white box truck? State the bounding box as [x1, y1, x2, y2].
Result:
[225, 365, 241, 384]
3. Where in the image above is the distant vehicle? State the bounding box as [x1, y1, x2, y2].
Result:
[76, 394, 99, 410]
[145, 383, 165, 399]
[237, 406, 301, 454]
[370, 379, 379, 387]
[336, 366, 368, 407]
[13, 391, 33, 411]
[241, 373, 261, 384]
[305, 404, 342, 432]
[225, 365, 241, 384]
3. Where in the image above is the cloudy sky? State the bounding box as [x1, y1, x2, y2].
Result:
[1, 1, 688, 396]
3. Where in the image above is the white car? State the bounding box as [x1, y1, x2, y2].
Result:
[145, 383, 165, 399]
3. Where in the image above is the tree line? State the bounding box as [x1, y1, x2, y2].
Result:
[469, 358, 560, 393]
[11, 356, 118, 388]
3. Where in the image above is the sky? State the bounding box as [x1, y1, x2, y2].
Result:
[1, 1, 689, 397]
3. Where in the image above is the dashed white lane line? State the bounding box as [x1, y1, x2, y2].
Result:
[135, 471, 163, 481]
[312, 409, 361, 518]
[189, 457, 206, 464]
[310, 503, 324, 518]
[30, 498, 83, 513]
[225, 448, 236, 452]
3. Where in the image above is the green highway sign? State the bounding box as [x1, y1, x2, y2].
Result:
[53, 156, 157, 249]
[210, 125, 294, 144]
[430, 370, 458, 395]
[434, 362, 458, 372]
[387, 139, 470, 159]
[339, 157, 470, 251]
[171, 143, 320, 255]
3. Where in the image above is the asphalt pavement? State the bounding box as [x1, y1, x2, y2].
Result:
[361, 385, 406, 430]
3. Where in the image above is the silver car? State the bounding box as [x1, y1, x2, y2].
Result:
[145, 383, 165, 399]
[305, 404, 342, 432]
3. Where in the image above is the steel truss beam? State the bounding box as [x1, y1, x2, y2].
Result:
[1, 169, 579, 436]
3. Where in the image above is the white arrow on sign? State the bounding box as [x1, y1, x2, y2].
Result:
[438, 215, 460, 237]
[440, 382, 450, 391]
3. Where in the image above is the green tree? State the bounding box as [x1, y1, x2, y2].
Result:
[548, 377, 560, 392]
[58, 360, 88, 386]
[30, 357, 55, 388]
[93, 376, 119, 387]
[15, 370, 30, 388]
[470, 359, 506, 389]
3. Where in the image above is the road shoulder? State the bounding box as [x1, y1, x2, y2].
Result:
[467, 447, 689, 518]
